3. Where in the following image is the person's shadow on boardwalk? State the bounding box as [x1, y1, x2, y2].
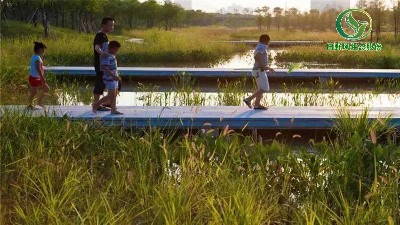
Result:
[234, 109, 264, 119]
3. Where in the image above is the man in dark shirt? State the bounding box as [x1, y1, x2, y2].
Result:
[93, 17, 116, 111]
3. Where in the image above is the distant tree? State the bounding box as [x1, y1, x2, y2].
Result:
[2, 0, 397, 33]
[124, 0, 140, 29]
[393, 0, 400, 39]
[32, 0, 55, 37]
[254, 6, 270, 30]
[138, 0, 161, 28]
[283, 10, 289, 30]
[273, 7, 283, 30]
[254, 7, 264, 30]
[162, 2, 182, 30]
[265, 12, 272, 29]
[309, 9, 320, 31]
[261, 6, 271, 30]
[357, 0, 369, 8]
[288, 7, 299, 29]
[369, 0, 386, 42]
[323, 8, 339, 31]
[242, 8, 251, 14]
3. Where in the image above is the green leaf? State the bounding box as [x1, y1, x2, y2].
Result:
[288, 63, 303, 74]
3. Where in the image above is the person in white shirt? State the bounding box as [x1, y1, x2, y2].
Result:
[243, 34, 275, 110]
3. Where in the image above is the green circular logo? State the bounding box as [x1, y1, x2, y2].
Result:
[335, 8, 372, 41]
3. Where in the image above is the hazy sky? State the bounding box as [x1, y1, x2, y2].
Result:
[150, 0, 396, 13]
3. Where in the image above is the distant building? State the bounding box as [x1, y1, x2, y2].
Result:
[226, 4, 244, 14]
[174, 0, 192, 10]
[219, 4, 252, 14]
[311, 0, 350, 12]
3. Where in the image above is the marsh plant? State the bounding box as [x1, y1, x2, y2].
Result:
[0, 108, 399, 224]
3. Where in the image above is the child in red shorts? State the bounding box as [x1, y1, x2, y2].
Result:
[27, 41, 50, 110]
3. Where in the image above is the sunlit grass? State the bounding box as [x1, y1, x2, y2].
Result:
[2, 18, 400, 225]
[0, 21, 247, 87]
[0, 108, 399, 224]
[275, 45, 400, 69]
[228, 27, 399, 44]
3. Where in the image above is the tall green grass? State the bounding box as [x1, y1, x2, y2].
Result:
[0, 21, 247, 87]
[228, 27, 399, 44]
[1, 109, 399, 224]
[132, 77, 400, 107]
[275, 46, 400, 69]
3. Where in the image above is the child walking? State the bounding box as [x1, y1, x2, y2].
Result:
[27, 41, 50, 110]
[92, 41, 123, 115]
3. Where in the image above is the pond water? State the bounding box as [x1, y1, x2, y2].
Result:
[120, 49, 340, 69]
[6, 47, 397, 108]
[212, 49, 340, 69]
[51, 47, 398, 107]
[58, 91, 400, 108]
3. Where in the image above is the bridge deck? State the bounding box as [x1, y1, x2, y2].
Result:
[45, 67, 400, 79]
[2, 106, 399, 129]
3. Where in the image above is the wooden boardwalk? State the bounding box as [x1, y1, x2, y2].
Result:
[45, 67, 400, 79]
[2, 106, 399, 129]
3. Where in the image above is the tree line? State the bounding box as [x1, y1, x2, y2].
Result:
[254, 0, 400, 41]
[1, 0, 399, 41]
[0, 0, 232, 35]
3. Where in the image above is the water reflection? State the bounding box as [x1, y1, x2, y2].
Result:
[120, 49, 340, 69]
[58, 91, 400, 108]
[212, 49, 340, 69]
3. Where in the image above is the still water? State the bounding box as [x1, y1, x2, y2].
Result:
[212, 49, 339, 69]
[58, 91, 400, 107]
[52, 48, 397, 107]
[127, 49, 340, 69]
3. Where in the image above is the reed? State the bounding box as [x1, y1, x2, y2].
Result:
[1, 109, 398, 224]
